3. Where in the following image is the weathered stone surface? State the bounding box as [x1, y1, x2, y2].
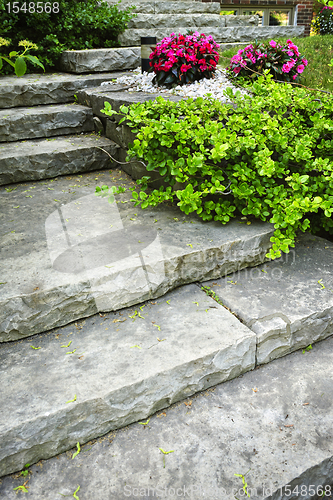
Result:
[76, 87, 183, 120]
[0, 104, 94, 143]
[0, 284, 256, 477]
[106, 0, 155, 13]
[232, 25, 305, 41]
[128, 13, 226, 29]
[1, 319, 332, 497]
[106, 0, 221, 14]
[60, 47, 141, 74]
[0, 170, 274, 342]
[106, 118, 137, 150]
[224, 14, 259, 26]
[155, 1, 221, 14]
[0, 72, 127, 109]
[0, 135, 118, 185]
[203, 233, 333, 364]
[118, 25, 305, 46]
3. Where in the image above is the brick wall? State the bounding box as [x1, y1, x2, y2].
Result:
[200, 0, 314, 36]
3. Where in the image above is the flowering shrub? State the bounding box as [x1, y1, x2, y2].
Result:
[312, 6, 333, 35]
[0, 38, 45, 77]
[226, 39, 308, 83]
[148, 32, 220, 88]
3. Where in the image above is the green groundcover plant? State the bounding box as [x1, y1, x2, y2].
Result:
[100, 74, 333, 259]
[0, 0, 134, 73]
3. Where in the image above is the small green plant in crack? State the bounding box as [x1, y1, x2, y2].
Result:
[201, 285, 224, 306]
[20, 463, 30, 477]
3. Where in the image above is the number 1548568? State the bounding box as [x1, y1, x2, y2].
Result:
[6, 2, 59, 13]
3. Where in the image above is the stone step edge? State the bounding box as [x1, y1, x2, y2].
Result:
[0, 104, 95, 143]
[0, 71, 130, 110]
[118, 26, 305, 46]
[0, 283, 256, 477]
[59, 47, 140, 75]
[0, 134, 120, 186]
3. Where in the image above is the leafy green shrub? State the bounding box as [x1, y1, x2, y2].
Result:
[312, 6, 333, 35]
[0, 0, 135, 73]
[102, 74, 333, 259]
[0, 38, 45, 76]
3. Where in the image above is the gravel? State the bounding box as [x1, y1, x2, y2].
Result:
[101, 67, 249, 102]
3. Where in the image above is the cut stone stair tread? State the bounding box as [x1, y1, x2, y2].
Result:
[0, 71, 128, 109]
[0, 321, 332, 498]
[59, 47, 141, 74]
[118, 26, 305, 46]
[76, 87, 183, 120]
[0, 135, 119, 185]
[0, 283, 256, 477]
[0, 104, 94, 143]
[203, 232, 333, 364]
[107, 0, 221, 14]
[127, 13, 228, 29]
[0, 168, 274, 342]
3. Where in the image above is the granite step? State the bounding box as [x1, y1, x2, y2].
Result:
[203, 232, 333, 365]
[0, 282, 256, 477]
[1, 331, 332, 498]
[127, 13, 227, 29]
[0, 168, 274, 343]
[59, 47, 140, 75]
[0, 135, 119, 186]
[107, 0, 221, 14]
[119, 26, 305, 46]
[0, 72, 128, 109]
[0, 104, 94, 143]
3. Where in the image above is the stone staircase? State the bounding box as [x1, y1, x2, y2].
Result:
[0, 72, 126, 185]
[0, 68, 333, 496]
[59, 0, 304, 74]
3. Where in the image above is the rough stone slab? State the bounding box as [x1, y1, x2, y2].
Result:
[0, 283, 256, 477]
[203, 233, 333, 365]
[107, 0, 221, 14]
[224, 14, 259, 26]
[0, 169, 274, 342]
[77, 86, 183, 120]
[60, 47, 141, 74]
[0, 325, 332, 498]
[118, 25, 305, 46]
[156, 1, 221, 14]
[128, 13, 226, 29]
[0, 72, 127, 109]
[0, 135, 119, 186]
[0, 104, 94, 143]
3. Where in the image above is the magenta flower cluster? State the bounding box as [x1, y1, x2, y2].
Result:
[149, 31, 220, 88]
[227, 39, 308, 83]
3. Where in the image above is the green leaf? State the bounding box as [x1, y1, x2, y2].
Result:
[15, 57, 27, 77]
[24, 55, 45, 71]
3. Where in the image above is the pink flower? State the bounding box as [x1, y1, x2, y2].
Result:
[287, 51, 294, 57]
[296, 64, 305, 73]
[293, 74, 297, 80]
[269, 40, 277, 48]
[233, 67, 241, 74]
[302, 58, 308, 66]
[180, 63, 191, 73]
